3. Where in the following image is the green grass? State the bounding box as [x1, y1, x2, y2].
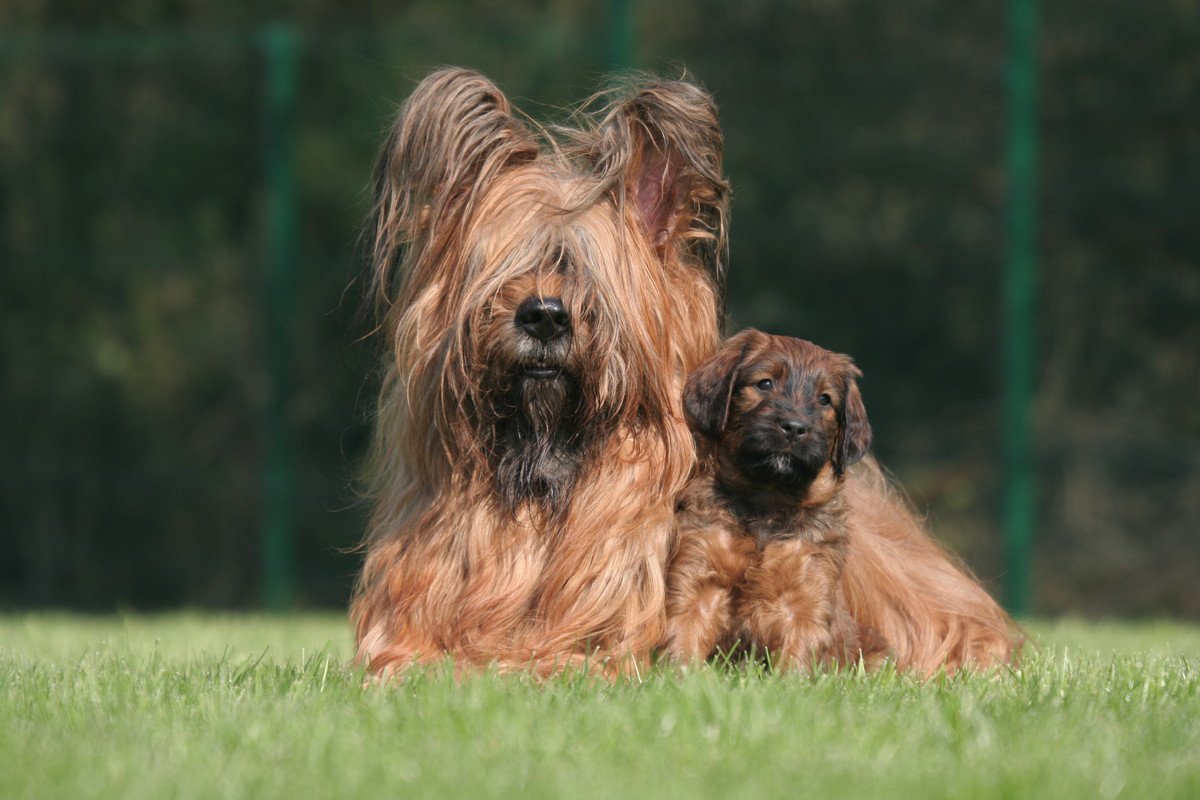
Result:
[3, 614, 1199, 799]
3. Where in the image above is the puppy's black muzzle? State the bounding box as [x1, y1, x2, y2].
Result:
[736, 415, 829, 489]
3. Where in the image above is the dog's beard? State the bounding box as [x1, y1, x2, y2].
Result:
[483, 367, 589, 512]
[734, 434, 828, 491]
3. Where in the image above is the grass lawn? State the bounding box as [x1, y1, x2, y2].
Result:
[3, 614, 1198, 799]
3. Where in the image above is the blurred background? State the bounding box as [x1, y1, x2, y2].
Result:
[1, 1, 1196, 617]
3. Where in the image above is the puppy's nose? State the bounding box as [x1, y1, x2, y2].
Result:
[779, 419, 808, 439]
[516, 297, 570, 342]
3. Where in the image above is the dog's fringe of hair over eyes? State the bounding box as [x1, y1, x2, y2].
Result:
[366, 69, 729, 316]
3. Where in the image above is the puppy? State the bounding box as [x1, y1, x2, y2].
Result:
[665, 329, 886, 671]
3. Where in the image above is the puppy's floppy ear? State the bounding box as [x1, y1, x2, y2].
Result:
[833, 363, 872, 475]
[588, 77, 730, 279]
[684, 329, 760, 439]
[368, 68, 538, 307]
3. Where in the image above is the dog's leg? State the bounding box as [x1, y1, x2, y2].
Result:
[664, 526, 750, 663]
[665, 581, 733, 663]
[353, 500, 553, 676]
[739, 541, 844, 673]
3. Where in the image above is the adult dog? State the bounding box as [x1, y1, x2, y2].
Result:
[351, 68, 1018, 677]
[351, 68, 729, 676]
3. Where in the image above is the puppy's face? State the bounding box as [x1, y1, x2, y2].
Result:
[684, 329, 872, 493]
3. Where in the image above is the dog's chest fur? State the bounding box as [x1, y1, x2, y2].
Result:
[677, 467, 848, 553]
[670, 465, 853, 661]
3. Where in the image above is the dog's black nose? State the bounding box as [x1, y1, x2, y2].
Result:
[516, 297, 569, 342]
[780, 419, 808, 438]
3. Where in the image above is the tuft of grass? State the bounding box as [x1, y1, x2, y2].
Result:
[2, 613, 1199, 799]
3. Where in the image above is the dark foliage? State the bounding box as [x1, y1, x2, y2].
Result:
[1, 0, 1196, 614]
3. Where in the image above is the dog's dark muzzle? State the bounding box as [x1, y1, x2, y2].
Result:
[514, 296, 573, 380]
[516, 296, 570, 342]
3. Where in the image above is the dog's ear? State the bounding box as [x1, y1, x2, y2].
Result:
[590, 78, 730, 276]
[368, 68, 538, 306]
[684, 330, 760, 439]
[833, 363, 872, 475]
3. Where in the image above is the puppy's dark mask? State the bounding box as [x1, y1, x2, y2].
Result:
[684, 328, 872, 493]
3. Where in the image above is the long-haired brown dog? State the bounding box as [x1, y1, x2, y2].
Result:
[666, 330, 886, 671]
[351, 68, 729, 676]
[352, 68, 1018, 678]
[669, 330, 1018, 674]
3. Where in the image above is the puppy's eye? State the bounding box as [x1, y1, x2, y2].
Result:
[818, 393, 832, 406]
[755, 379, 774, 391]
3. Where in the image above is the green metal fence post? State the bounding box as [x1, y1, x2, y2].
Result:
[609, 0, 635, 69]
[261, 22, 299, 611]
[1003, 0, 1038, 616]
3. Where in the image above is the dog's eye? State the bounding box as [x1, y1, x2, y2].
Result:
[755, 379, 774, 391]
[818, 393, 832, 406]
[546, 247, 570, 276]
